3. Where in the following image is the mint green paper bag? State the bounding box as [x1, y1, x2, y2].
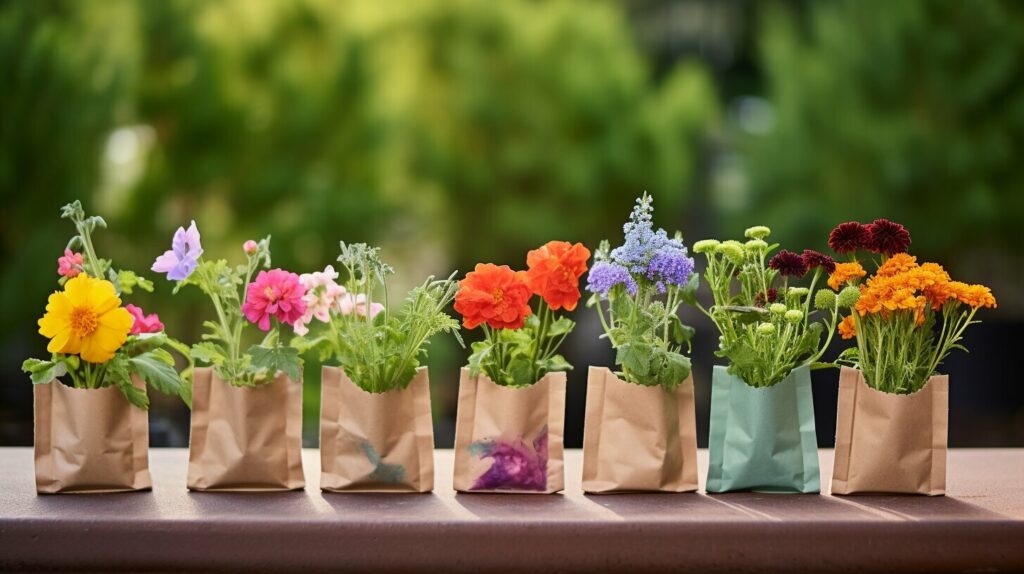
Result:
[706, 364, 820, 493]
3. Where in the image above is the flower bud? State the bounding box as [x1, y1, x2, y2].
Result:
[756, 322, 776, 335]
[744, 225, 771, 240]
[693, 239, 720, 254]
[745, 239, 768, 251]
[814, 289, 837, 310]
[243, 240, 259, 255]
[718, 241, 745, 265]
[837, 285, 861, 308]
[769, 303, 787, 315]
[785, 309, 803, 323]
[786, 287, 810, 300]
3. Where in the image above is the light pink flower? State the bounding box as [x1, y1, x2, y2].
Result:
[242, 269, 308, 331]
[57, 249, 84, 278]
[293, 265, 346, 336]
[125, 304, 165, 335]
[243, 240, 259, 255]
[338, 293, 384, 319]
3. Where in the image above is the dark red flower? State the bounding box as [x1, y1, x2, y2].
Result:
[866, 219, 911, 256]
[828, 222, 871, 254]
[801, 249, 836, 274]
[753, 288, 779, 308]
[768, 250, 808, 278]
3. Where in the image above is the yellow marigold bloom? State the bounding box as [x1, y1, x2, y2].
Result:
[837, 315, 857, 339]
[828, 261, 867, 291]
[37, 274, 132, 363]
[876, 253, 917, 277]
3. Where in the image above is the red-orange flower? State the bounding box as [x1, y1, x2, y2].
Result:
[454, 263, 533, 330]
[525, 241, 591, 311]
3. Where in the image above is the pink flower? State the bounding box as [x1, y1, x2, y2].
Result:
[243, 240, 259, 255]
[242, 269, 308, 331]
[293, 265, 346, 336]
[125, 304, 165, 335]
[57, 249, 84, 278]
[338, 293, 384, 319]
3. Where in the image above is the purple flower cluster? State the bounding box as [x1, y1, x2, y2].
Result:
[646, 248, 695, 293]
[469, 427, 548, 491]
[586, 261, 638, 298]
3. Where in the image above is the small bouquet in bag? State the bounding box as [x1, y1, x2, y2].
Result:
[452, 241, 590, 493]
[582, 193, 700, 493]
[825, 220, 996, 495]
[25, 201, 188, 493]
[154, 229, 306, 491]
[694, 226, 845, 493]
[294, 243, 462, 493]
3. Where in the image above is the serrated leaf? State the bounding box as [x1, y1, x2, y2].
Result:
[617, 343, 651, 377]
[547, 317, 575, 337]
[679, 272, 700, 305]
[129, 349, 186, 404]
[22, 358, 66, 385]
[191, 342, 226, 366]
[247, 344, 302, 381]
[115, 270, 154, 294]
[117, 380, 150, 410]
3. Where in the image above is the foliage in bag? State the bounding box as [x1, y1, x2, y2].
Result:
[154, 225, 304, 386]
[585, 193, 699, 389]
[23, 201, 189, 409]
[293, 242, 462, 393]
[693, 225, 844, 387]
[455, 241, 590, 387]
[826, 219, 997, 394]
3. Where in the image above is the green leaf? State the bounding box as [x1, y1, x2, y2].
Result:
[617, 342, 652, 377]
[542, 354, 573, 373]
[247, 344, 303, 381]
[116, 380, 150, 410]
[669, 315, 695, 347]
[467, 341, 493, 378]
[120, 333, 169, 357]
[115, 270, 154, 294]
[655, 350, 692, 389]
[679, 272, 700, 305]
[22, 358, 66, 385]
[546, 317, 575, 337]
[507, 355, 535, 387]
[129, 349, 188, 406]
[191, 342, 227, 366]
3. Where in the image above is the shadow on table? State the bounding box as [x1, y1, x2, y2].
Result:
[186, 490, 321, 518]
[322, 492, 455, 520]
[28, 489, 162, 518]
[454, 492, 602, 521]
[830, 495, 1007, 520]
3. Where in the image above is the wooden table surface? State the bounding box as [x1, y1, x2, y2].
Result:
[1, 448, 1022, 573]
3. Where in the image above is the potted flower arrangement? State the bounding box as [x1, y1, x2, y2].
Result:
[25, 201, 188, 493]
[694, 226, 844, 493]
[825, 220, 996, 495]
[581, 193, 701, 493]
[452, 241, 590, 493]
[293, 242, 461, 493]
[154, 227, 306, 491]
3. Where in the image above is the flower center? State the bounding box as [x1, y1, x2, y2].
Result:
[492, 288, 504, 303]
[70, 307, 99, 337]
[263, 286, 278, 301]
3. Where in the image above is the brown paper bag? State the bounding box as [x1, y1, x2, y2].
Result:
[187, 367, 304, 491]
[831, 366, 948, 495]
[34, 376, 151, 494]
[581, 367, 698, 493]
[453, 368, 565, 494]
[320, 366, 434, 492]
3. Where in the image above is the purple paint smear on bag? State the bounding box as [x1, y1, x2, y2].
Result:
[468, 426, 548, 491]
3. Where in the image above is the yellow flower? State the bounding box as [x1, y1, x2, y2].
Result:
[38, 274, 132, 363]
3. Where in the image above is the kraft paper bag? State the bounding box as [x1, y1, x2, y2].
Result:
[453, 368, 566, 494]
[320, 366, 435, 493]
[706, 364, 820, 493]
[581, 366, 698, 493]
[34, 376, 151, 494]
[187, 367, 304, 491]
[831, 366, 948, 496]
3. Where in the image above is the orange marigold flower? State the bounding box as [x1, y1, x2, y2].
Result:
[828, 261, 867, 291]
[525, 241, 591, 311]
[876, 253, 917, 277]
[838, 315, 857, 340]
[957, 283, 997, 309]
[454, 263, 533, 330]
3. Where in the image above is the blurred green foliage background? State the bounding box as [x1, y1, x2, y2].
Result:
[2, 0, 1022, 448]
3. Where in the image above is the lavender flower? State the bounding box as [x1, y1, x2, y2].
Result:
[586, 261, 638, 298]
[609, 193, 687, 274]
[469, 428, 548, 491]
[646, 248, 694, 292]
[152, 220, 203, 281]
